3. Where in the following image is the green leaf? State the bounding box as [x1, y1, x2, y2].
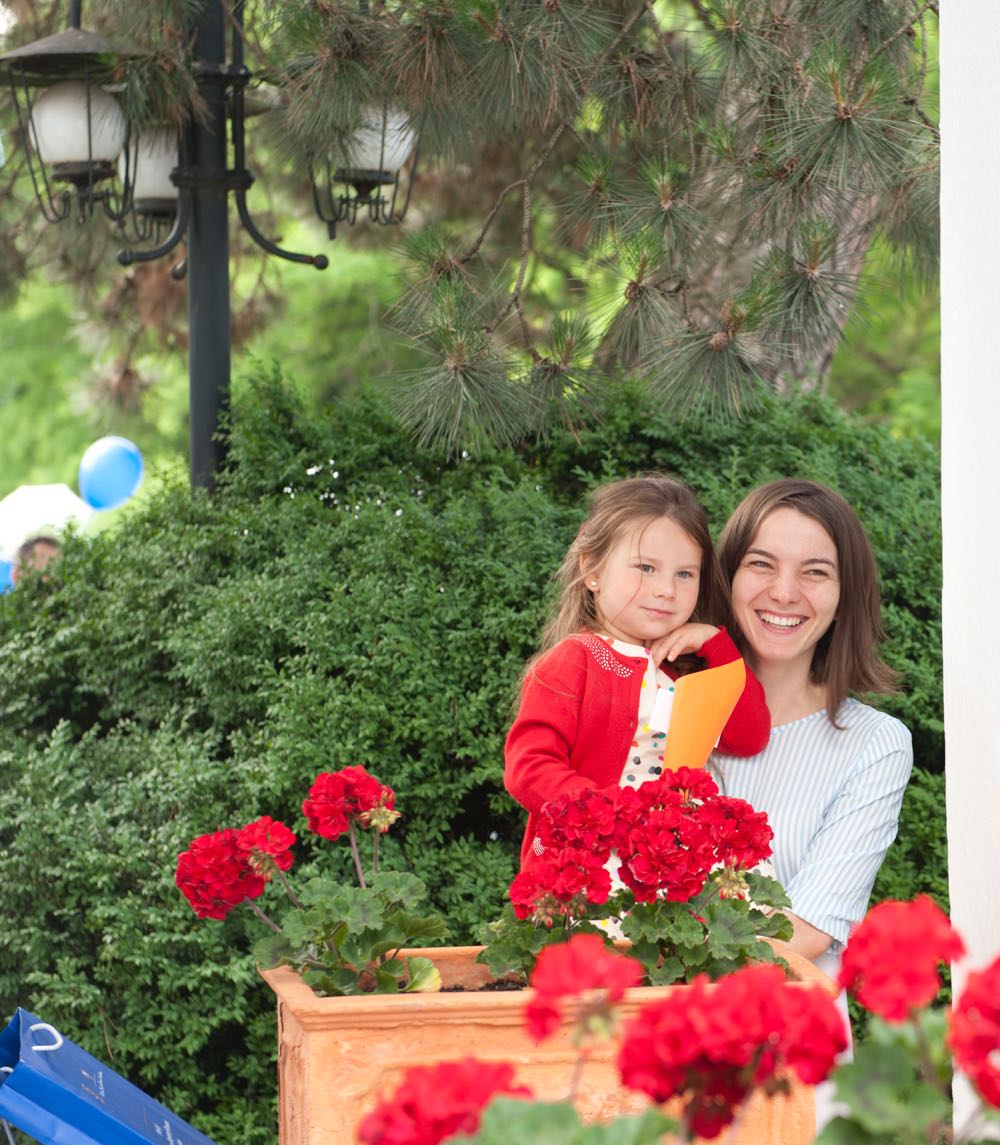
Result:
[372, 967, 401, 993]
[400, 956, 442, 993]
[745, 871, 791, 910]
[462, 1098, 677, 1144]
[251, 933, 294, 968]
[386, 909, 449, 945]
[370, 870, 429, 907]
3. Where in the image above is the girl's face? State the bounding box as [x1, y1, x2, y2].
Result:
[585, 516, 702, 646]
[730, 507, 840, 675]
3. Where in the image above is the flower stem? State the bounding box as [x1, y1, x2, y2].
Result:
[274, 865, 304, 909]
[566, 1047, 588, 1103]
[372, 831, 380, 877]
[348, 824, 367, 889]
[246, 900, 283, 933]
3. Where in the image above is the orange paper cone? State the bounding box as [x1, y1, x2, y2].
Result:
[662, 659, 747, 769]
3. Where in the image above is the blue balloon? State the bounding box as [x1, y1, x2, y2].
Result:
[78, 436, 144, 510]
[0, 559, 13, 594]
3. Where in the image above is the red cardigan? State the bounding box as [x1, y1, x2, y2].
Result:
[504, 628, 770, 866]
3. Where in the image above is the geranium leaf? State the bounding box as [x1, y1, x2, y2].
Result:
[463, 1098, 588, 1142]
[370, 870, 428, 906]
[372, 967, 401, 993]
[745, 871, 791, 910]
[251, 933, 294, 968]
[400, 956, 442, 993]
[387, 909, 450, 944]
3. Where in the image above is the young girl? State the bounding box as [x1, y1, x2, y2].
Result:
[504, 473, 770, 868]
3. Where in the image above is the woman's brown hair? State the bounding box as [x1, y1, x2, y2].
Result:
[716, 479, 898, 721]
[538, 473, 722, 656]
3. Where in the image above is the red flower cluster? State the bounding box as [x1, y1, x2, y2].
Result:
[302, 766, 398, 841]
[176, 816, 297, 920]
[510, 769, 773, 921]
[618, 964, 846, 1139]
[357, 1058, 530, 1145]
[614, 771, 772, 903]
[524, 933, 643, 1041]
[510, 787, 618, 923]
[949, 954, 1000, 1108]
[238, 815, 296, 876]
[839, 895, 965, 1022]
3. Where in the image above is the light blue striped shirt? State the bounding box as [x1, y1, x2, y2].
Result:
[712, 699, 913, 950]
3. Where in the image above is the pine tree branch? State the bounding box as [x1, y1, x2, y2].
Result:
[866, 0, 938, 74]
[686, 0, 716, 33]
[458, 0, 655, 331]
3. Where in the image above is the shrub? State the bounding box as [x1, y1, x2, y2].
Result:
[0, 373, 941, 1143]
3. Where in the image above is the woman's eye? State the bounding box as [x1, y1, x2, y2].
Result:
[746, 559, 771, 570]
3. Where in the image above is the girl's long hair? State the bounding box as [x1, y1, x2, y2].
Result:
[538, 473, 721, 656]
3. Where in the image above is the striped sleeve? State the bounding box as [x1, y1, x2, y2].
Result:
[782, 716, 913, 949]
[714, 702, 914, 952]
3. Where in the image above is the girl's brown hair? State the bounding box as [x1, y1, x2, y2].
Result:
[538, 473, 721, 655]
[716, 479, 898, 720]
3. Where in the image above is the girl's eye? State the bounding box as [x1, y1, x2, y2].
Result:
[638, 563, 655, 574]
[676, 570, 696, 580]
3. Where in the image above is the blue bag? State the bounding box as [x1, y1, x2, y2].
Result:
[0, 1009, 217, 1145]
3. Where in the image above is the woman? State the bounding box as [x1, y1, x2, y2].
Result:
[711, 479, 913, 977]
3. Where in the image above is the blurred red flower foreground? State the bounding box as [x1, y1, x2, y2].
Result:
[359, 898, 1000, 1145]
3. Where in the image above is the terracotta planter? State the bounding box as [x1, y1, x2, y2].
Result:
[261, 940, 836, 1145]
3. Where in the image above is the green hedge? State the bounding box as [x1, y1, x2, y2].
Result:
[0, 375, 942, 1143]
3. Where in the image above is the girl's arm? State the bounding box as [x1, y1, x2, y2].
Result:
[503, 646, 596, 815]
[697, 627, 770, 756]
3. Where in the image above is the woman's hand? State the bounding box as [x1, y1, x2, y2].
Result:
[649, 623, 720, 665]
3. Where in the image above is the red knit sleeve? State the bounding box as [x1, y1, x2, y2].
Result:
[697, 627, 771, 756]
[504, 641, 601, 815]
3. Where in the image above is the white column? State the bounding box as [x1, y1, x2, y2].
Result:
[942, 3, 1000, 1135]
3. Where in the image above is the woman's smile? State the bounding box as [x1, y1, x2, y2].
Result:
[731, 507, 840, 673]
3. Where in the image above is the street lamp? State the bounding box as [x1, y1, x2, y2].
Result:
[0, 1, 419, 488]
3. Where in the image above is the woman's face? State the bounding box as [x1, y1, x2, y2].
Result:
[730, 507, 840, 675]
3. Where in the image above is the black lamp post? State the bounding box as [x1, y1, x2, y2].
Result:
[1, 1, 419, 489]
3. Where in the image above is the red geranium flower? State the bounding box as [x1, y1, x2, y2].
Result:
[175, 828, 266, 920]
[618, 964, 846, 1139]
[509, 848, 612, 924]
[949, 954, 1000, 1108]
[616, 805, 715, 903]
[237, 815, 296, 877]
[839, 895, 965, 1022]
[302, 766, 398, 841]
[524, 933, 643, 1041]
[357, 1058, 530, 1145]
[695, 796, 773, 870]
[536, 786, 617, 857]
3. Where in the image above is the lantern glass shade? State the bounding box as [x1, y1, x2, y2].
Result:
[118, 127, 178, 209]
[340, 108, 415, 181]
[29, 80, 125, 166]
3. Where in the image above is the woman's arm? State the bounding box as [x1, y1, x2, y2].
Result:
[781, 911, 836, 960]
[782, 723, 913, 952]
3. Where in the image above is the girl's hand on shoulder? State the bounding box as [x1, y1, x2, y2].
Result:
[650, 624, 719, 664]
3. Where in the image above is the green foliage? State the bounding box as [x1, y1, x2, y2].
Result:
[477, 874, 792, 987]
[256, 867, 449, 996]
[0, 373, 942, 1142]
[817, 1010, 958, 1145]
[463, 1098, 678, 1145]
[2, 1, 939, 459]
